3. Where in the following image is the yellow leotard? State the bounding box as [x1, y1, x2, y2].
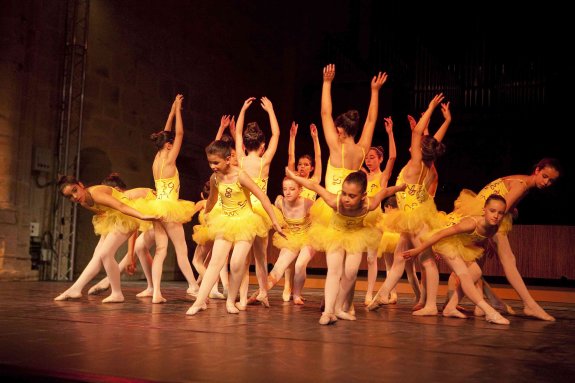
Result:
[453, 177, 525, 234]
[134, 159, 195, 223]
[429, 215, 491, 262]
[272, 197, 312, 253]
[89, 185, 142, 236]
[311, 144, 365, 225]
[206, 171, 269, 242]
[308, 193, 379, 254]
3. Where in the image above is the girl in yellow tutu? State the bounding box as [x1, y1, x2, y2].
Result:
[401, 194, 510, 325]
[248, 177, 315, 305]
[54, 175, 157, 303]
[88, 173, 157, 298]
[367, 94, 448, 316]
[137, 94, 200, 303]
[186, 140, 284, 316]
[281, 121, 322, 302]
[311, 64, 387, 226]
[362, 116, 396, 305]
[235, 96, 281, 307]
[449, 158, 561, 321]
[191, 180, 228, 300]
[287, 168, 405, 325]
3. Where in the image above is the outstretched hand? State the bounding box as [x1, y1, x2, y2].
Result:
[285, 166, 297, 180]
[384, 117, 393, 134]
[242, 97, 256, 111]
[429, 93, 444, 109]
[260, 96, 274, 113]
[290, 121, 298, 137]
[220, 115, 231, 129]
[310, 123, 318, 137]
[273, 222, 287, 239]
[174, 94, 184, 110]
[407, 115, 417, 131]
[441, 101, 451, 120]
[323, 64, 335, 82]
[402, 249, 418, 260]
[371, 71, 388, 90]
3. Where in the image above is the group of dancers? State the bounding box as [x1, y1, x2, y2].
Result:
[54, 64, 561, 326]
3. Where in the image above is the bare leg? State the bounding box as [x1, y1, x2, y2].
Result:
[494, 233, 554, 321]
[365, 248, 378, 305]
[187, 238, 233, 315]
[164, 222, 199, 296]
[320, 248, 344, 325]
[293, 246, 314, 305]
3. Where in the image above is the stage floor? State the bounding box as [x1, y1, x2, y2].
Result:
[0, 280, 574, 382]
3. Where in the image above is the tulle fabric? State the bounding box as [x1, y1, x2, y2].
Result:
[92, 210, 141, 236]
[308, 223, 380, 254]
[133, 198, 195, 224]
[386, 198, 447, 234]
[453, 189, 512, 235]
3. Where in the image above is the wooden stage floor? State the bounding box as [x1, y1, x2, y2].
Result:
[1, 280, 574, 382]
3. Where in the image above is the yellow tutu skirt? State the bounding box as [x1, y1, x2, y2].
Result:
[386, 198, 447, 234]
[377, 231, 400, 258]
[207, 211, 269, 243]
[453, 189, 513, 235]
[425, 231, 485, 262]
[251, 200, 284, 232]
[133, 198, 195, 224]
[307, 223, 380, 254]
[192, 206, 221, 245]
[92, 211, 141, 236]
[309, 197, 334, 227]
[272, 231, 310, 253]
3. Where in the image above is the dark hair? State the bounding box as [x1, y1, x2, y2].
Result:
[220, 133, 235, 147]
[243, 122, 265, 152]
[101, 172, 127, 191]
[57, 175, 80, 194]
[334, 110, 360, 137]
[383, 195, 398, 209]
[297, 154, 315, 171]
[533, 158, 562, 175]
[421, 135, 446, 163]
[206, 139, 232, 159]
[369, 146, 384, 160]
[484, 193, 506, 207]
[343, 171, 367, 193]
[200, 179, 211, 200]
[150, 130, 175, 151]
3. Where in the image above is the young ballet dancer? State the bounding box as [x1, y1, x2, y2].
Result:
[282, 121, 322, 302]
[450, 158, 561, 321]
[135, 94, 200, 303]
[88, 173, 156, 297]
[367, 94, 448, 316]
[235, 96, 281, 307]
[54, 176, 157, 303]
[400, 194, 511, 325]
[247, 176, 314, 305]
[287, 168, 405, 324]
[186, 140, 284, 316]
[363, 116, 396, 305]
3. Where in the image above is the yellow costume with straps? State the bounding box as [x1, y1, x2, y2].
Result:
[134, 159, 195, 223]
[89, 185, 142, 236]
[206, 171, 269, 242]
[308, 193, 380, 254]
[386, 166, 445, 233]
[452, 177, 525, 235]
[310, 144, 365, 225]
[426, 214, 491, 262]
[272, 197, 312, 253]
